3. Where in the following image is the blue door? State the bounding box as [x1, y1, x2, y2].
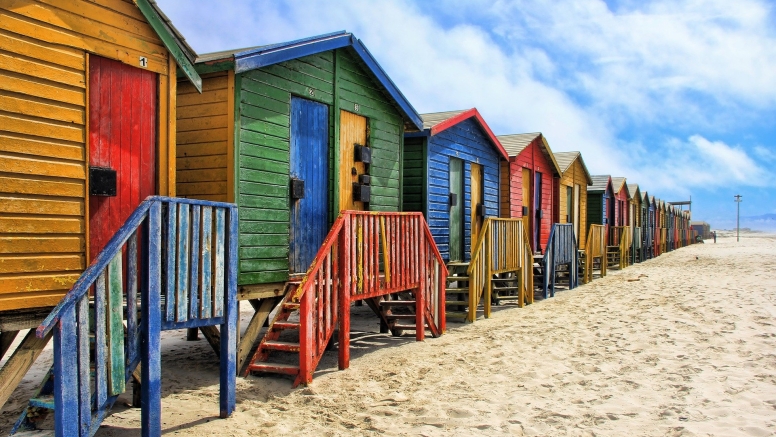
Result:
[290, 97, 329, 274]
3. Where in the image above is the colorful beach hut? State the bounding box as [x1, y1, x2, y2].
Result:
[403, 109, 532, 320]
[403, 109, 507, 262]
[553, 151, 593, 247]
[176, 32, 447, 383]
[628, 184, 643, 263]
[0, 1, 245, 434]
[586, 175, 615, 235]
[498, 133, 562, 254]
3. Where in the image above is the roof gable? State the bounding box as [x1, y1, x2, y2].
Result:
[611, 177, 629, 198]
[497, 133, 561, 176]
[589, 175, 613, 194]
[196, 31, 422, 130]
[554, 151, 593, 185]
[140, 0, 202, 91]
[419, 109, 508, 160]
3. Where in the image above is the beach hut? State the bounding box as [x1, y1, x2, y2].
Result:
[176, 32, 447, 382]
[586, 175, 615, 237]
[553, 151, 593, 248]
[403, 110, 533, 321]
[628, 184, 643, 263]
[498, 133, 562, 254]
[0, 1, 245, 434]
[606, 177, 630, 269]
[0, 0, 201, 412]
[403, 109, 508, 262]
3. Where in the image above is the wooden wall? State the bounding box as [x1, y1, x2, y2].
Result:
[401, 137, 425, 212]
[558, 158, 588, 247]
[419, 118, 501, 261]
[177, 71, 232, 202]
[499, 161, 510, 218]
[614, 184, 628, 227]
[228, 48, 405, 285]
[508, 139, 556, 253]
[0, 0, 176, 311]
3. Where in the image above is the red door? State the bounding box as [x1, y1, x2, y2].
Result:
[89, 56, 157, 260]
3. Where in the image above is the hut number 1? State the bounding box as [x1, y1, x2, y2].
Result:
[139, 56, 148, 68]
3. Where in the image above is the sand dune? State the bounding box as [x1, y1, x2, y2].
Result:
[3, 231, 775, 436]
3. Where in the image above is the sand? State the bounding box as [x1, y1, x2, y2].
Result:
[3, 231, 776, 436]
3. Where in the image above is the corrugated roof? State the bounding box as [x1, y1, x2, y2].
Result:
[147, 0, 197, 62]
[420, 110, 467, 130]
[589, 175, 611, 192]
[497, 133, 541, 156]
[194, 31, 423, 130]
[611, 177, 628, 196]
[553, 151, 593, 185]
[417, 109, 508, 160]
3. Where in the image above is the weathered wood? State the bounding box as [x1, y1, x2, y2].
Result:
[238, 282, 286, 300]
[0, 329, 52, 410]
[0, 308, 51, 331]
[0, 330, 19, 360]
[237, 297, 280, 374]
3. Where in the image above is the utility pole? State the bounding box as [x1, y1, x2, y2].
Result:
[734, 194, 742, 242]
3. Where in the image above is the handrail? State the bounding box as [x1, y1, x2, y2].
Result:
[542, 223, 578, 298]
[466, 218, 532, 321]
[33, 196, 238, 436]
[583, 224, 607, 283]
[289, 210, 446, 384]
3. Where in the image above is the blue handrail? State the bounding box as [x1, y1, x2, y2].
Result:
[30, 196, 238, 437]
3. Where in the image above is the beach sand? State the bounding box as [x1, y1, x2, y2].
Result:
[2, 231, 776, 436]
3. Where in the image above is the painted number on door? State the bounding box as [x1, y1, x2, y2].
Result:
[307, 87, 315, 97]
[139, 56, 148, 68]
[354, 103, 360, 112]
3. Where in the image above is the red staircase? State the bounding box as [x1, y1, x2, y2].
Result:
[244, 211, 447, 386]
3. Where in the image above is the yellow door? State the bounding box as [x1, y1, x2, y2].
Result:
[521, 167, 531, 239]
[470, 163, 484, 252]
[339, 110, 367, 212]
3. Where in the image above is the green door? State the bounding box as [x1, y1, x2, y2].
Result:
[449, 158, 464, 262]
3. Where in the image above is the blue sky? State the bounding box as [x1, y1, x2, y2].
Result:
[158, 0, 776, 230]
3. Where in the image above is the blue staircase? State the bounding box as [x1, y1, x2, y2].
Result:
[9, 196, 238, 437]
[541, 224, 579, 299]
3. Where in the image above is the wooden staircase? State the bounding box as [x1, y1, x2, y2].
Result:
[444, 262, 471, 322]
[491, 272, 521, 304]
[13, 197, 239, 437]
[245, 211, 446, 387]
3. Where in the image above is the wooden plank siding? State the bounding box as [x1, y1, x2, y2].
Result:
[558, 158, 589, 248]
[507, 140, 556, 253]
[177, 48, 407, 286]
[404, 119, 501, 262]
[401, 137, 425, 213]
[176, 72, 230, 202]
[0, 0, 178, 311]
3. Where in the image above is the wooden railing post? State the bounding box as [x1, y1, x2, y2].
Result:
[338, 214, 351, 370]
[141, 201, 162, 437]
[484, 221, 492, 318]
[219, 206, 237, 417]
[416, 217, 426, 341]
[53, 307, 78, 437]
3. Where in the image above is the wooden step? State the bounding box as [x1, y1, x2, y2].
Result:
[392, 323, 428, 330]
[447, 262, 470, 267]
[271, 321, 300, 331]
[445, 287, 468, 292]
[385, 313, 416, 319]
[262, 340, 300, 352]
[247, 362, 300, 376]
[29, 395, 54, 409]
[491, 277, 517, 282]
[447, 276, 469, 281]
[493, 295, 522, 300]
[492, 286, 518, 291]
[378, 300, 416, 307]
[444, 300, 469, 306]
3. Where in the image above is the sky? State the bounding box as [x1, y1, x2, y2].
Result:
[158, 0, 776, 230]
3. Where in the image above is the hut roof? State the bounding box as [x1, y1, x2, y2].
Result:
[627, 184, 640, 200]
[589, 175, 613, 193]
[141, 0, 202, 90]
[554, 151, 593, 185]
[497, 133, 562, 176]
[419, 109, 508, 160]
[196, 31, 423, 130]
[611, 177, 629, 198]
